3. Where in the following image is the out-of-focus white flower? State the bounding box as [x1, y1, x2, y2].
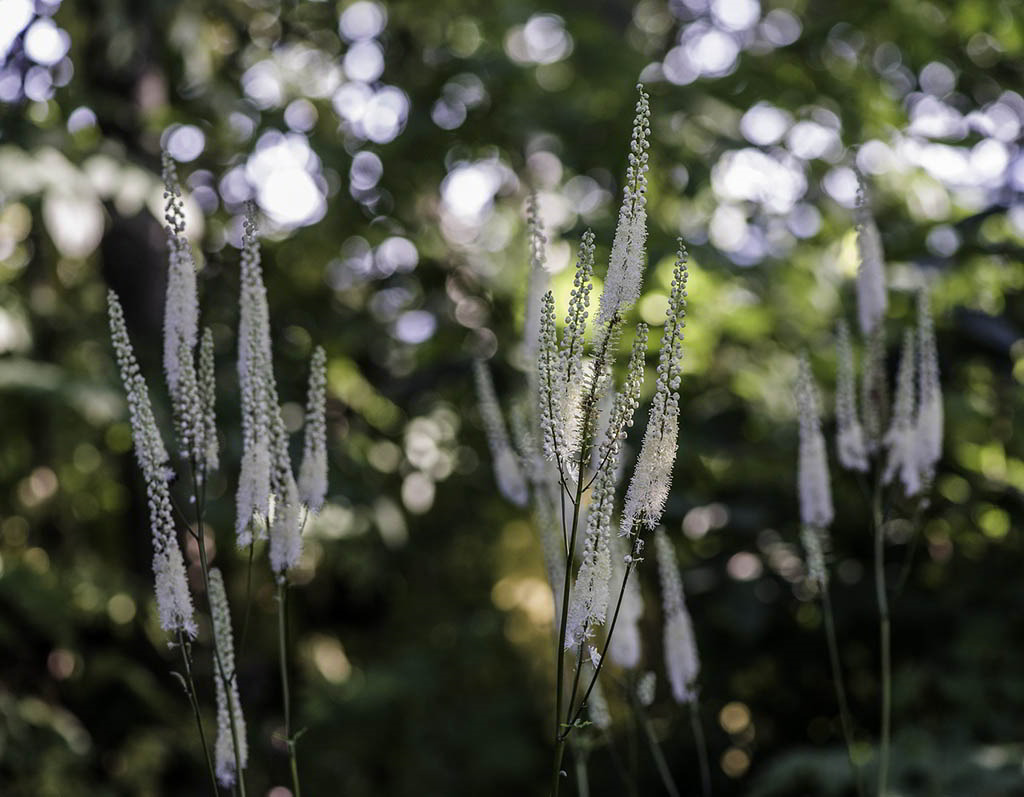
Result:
[835, 321, 869, 472]
[298, 346, 329, 513]
[474, 359, 528, 507]
[796, 355, 834, 529]
[883, 330, 920, 496]
[655, 528, 699, 705]
[855, 183, 887, 336]
[915, 288, 942, 486]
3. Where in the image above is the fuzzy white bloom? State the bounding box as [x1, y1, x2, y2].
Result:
[565, 328, 648, 648]
[108, 291, 195, 637]
[236, 207, 273, 543]
[801, 525, 829, 589]
[855, 184, 887, 336]
[208, 568, 248, 787]
[915, 288, 942, 486]
[598, 84, 651, 327]
[860, 327, 888, 453]
[298, 346, 329, 513]
[173, 337, 205, 466]
[198, 328, 219, 473]
[536, 290, 560, 462]
[835, 321, 869, 472]
[796, 355, 834, 529]
[883, 329, 920, 496]
[636, 670, 656, 707]
[554, 230, 596, 468]
[474, 359, 529, 507]
[654, 528, 699, 705]
[268, 403, 303, 577]
[607, 533, 645, 670]
[161, 152, 201, 433]
[622, 245, 688, 536]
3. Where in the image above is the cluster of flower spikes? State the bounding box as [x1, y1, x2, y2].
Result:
[834, 179, 943, 497]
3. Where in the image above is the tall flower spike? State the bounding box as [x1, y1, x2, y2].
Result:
[198, 328, 219, 474]
[536, 290, 560, 462]
[209, 568, 248, 787]
[916, 288, 942, 486]
[598, 84, 651, 327]
[268, 402, 302, 577]
[108, 291, 195, 637]
[796, 355, 834, 529]
[883, 329, 920, 496]
[555, 229, 596, 468]
[860, 326, 889, 453]
[801, 525, 829, 589]
[474, 360, 529, 507]
[654, 528, 699, 705]
[236, 205, 272, 544]
[523, 192, 549, 374]
[565, 326, 648, 648]
[607, 532, 645, 670]
[622, 243, 688, 536]
[835, 320, 869, 472]
[854, 178, 887, 336]
[162, 152, 203, 464]
[298, 346, 329, 513]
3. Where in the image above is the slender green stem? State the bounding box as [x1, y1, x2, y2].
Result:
[688, 697, 712, 797]
[821, 586, 863, 797]
[551, 479, 584, 796]
[176, 631, 220, 796]
[238, 540, 256, 657]
[562, 556, 635, 736]
[278, 578, 301, 797]
[638, 710, 681, 797]
[893, 497, 925, 601]
[871, 478, 891, 797]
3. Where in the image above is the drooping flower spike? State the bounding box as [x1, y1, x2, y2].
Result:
[854, 176, 887, 337]
[108, 291, 195, 638]
[915, 287, 943, 487]
[474, 359, 529, 507]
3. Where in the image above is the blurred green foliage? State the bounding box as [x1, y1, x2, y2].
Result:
[1, 0, 1023, 794]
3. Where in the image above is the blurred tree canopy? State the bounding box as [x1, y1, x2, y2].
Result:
[0, 0, 1023, 794]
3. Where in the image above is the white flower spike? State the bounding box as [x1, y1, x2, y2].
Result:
[209, 568, 248, 787]
[655, 528, 700, 705]
[796, 355, 834, 529]
[835, 320, 869, 472]
[108, 291, 195, 637]
[298, 346, 329, 513]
